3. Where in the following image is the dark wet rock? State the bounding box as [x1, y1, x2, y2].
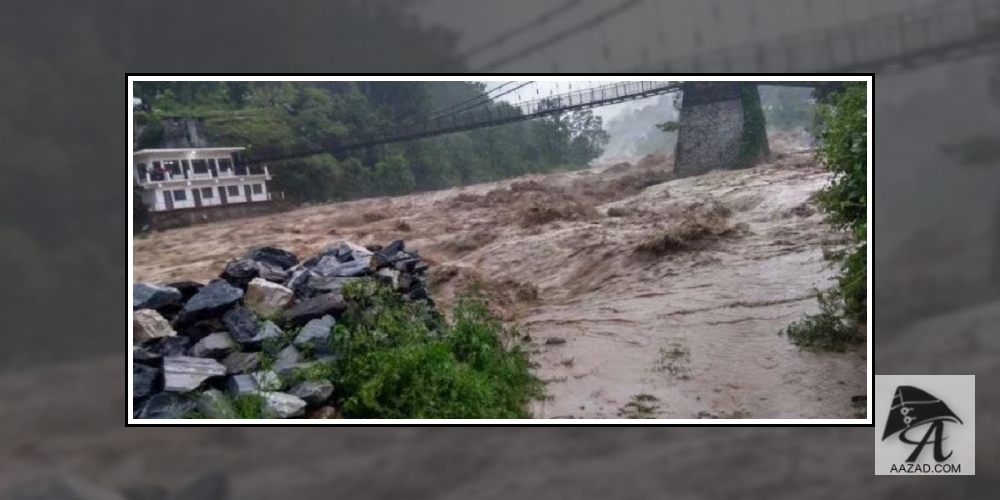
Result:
[282, 294, 349, 327]
[133, 363, 161, 399]
[293, 316, 336, 356]
[256, 261, 289, 284]
[133, 283, 183, 311]
[173, 318, 223, 343]
[408, 283, 429, 301]
[220, 351, 262, 375]
[222, 306, 261, 344]
[175, 279, 243, 326]
[285, 267, 312, 293]
[162, 356, 227, 393]
[189, 332, 237, 358]
[394, 258, 421, 273]
[369, 241, 405, 270]
[142, 336, 193, 357]
[288, 380, 334, 406]
[245, 246, 299, 270]
[413, 261, 429, 274]
[133, 345, 163, 366]
[545, 337, 567, 345]
[136, 392, 198, 419]
[381, 239, 405, 256]
[219, 259, 261, 289]
[165, 280, 204, 302]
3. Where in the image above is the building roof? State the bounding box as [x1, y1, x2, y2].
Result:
[133, 147, 246, 157]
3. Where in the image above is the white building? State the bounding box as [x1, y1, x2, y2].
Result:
[133, 147, 274, 212]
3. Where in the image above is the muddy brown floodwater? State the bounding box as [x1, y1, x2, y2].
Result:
[129, 138, 865, 420]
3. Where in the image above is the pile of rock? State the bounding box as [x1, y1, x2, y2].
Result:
[132, 239, 432, 419]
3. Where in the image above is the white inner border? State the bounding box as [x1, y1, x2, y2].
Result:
[129, 75, 873, 425]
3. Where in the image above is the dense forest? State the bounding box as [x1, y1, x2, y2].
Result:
[133, 81, 610, 205]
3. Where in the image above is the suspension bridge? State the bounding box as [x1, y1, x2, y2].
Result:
[423, 0, 1000, 74]
[251, 80, 834, 165]
[247, 0, 1000, 166]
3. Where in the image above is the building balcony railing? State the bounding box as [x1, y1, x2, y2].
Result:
[137, 165, 270, 184]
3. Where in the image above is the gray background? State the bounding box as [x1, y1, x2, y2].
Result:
[3, 0, 1000, 497]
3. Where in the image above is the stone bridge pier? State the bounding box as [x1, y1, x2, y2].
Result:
[673, 82, 770, 178]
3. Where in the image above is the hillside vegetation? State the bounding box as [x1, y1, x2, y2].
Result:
[134, 82, 610, 204]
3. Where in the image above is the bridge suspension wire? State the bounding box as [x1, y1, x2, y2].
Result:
[473, 0, 645, 72]
[407, 81, 535, 127]
[420, 81, 516, 121]
[432, 0, 586, 71]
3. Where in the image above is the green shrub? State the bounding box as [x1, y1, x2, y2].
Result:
[781, 82, 867, 351]
[322, 280, 541, 418]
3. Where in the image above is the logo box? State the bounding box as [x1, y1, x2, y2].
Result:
[874, 375, 975, 475]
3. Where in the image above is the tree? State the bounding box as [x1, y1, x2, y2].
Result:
[374, 155, 416, 196]
[566, 109, 610, 165]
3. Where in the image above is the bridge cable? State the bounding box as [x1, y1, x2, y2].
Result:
[432, 0, 586, 71]
[473, 0, 645, 72]
[419, 81, 516, 121]
[407, 81, 535, 127]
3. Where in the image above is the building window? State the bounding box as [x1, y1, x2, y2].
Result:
[252, 184, 263, 194]
[173, 189, 187, 201]
[217, 158, 233, 171]
[201, 187, 214, 199]
[164, 160, 182, 176]
[227, 185, 240, 197]
[191, 159, 209, 174]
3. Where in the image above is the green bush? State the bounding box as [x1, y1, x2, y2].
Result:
[781, 82, 867, 351]
[298, 280, 541, 419]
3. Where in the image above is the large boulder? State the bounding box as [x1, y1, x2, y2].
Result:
[282, 294, 349, 327]
[259, 391, 308, 418]
[174, 279, 243, 326]
[133, 283, 183, 311]
[293, 315, 336, 356]
[133, 363, 162, 399]
[162, 356, 226, 392]
[245, 246, 299, 270]
[188, 332, 237, 358]
[243, 278, 294, 317]
[133, 309, 176, 345]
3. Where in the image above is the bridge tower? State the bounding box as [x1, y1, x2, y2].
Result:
[673, 82, 770, 178]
